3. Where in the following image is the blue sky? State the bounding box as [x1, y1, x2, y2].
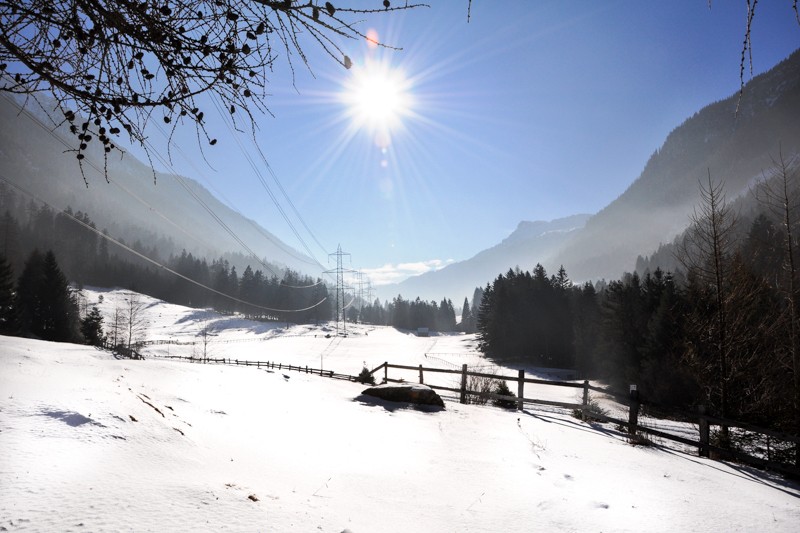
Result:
[142, 1, 800, 287]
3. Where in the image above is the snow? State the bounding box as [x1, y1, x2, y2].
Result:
[2, 289, 799, 532]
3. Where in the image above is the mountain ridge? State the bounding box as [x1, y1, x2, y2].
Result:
[381, 48, 800, 302]
[0, 94, 318, 277]
[378, 213, 591, 302]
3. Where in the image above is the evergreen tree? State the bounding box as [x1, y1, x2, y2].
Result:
[39, 250, 81, 342]
[15, 249, 45, 337]
[460, 296, 473, 333]
[572, 282, 600, 378]
[0, 211, 21, 268]
[15, 250, 80, 342]
[0, 253, 15, 334]
[81, 306, 105, 346]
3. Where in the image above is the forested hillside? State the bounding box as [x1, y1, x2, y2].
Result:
[476, 159, 800, 453]
[0, 183, 331, 330]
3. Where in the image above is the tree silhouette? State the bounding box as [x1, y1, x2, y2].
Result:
[0, 252, 14, 333]
[0, 1, 425, 179]
[15, 249, 80, 341]
[81, 305, 105, 346]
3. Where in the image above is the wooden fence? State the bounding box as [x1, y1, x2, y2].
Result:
[146, 353, 799, 477]
[155, 354, 358, 382]
[369, 361, 800, 478]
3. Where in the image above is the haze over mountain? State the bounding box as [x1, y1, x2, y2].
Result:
[0, 94, 318, 277]
[555, 48, 800, 283]
[378, 214, 591, 303]
[384, 49, 800, 303]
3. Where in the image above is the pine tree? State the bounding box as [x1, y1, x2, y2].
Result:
[0, 211, 21, 266]
[15, 250, 80, 342]
[81, 306, 105, 347]
[40, 250, 81, 342]
[0, 253, 15, 334]
[15, 249, 45, 337]
[460, 296, 473, 333]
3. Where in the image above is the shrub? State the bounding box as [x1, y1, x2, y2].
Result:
[465, 372, 497, 405]
[356, 366, 375, 385]
[573, 394, 607, 422]
[492, 380, 517, 409]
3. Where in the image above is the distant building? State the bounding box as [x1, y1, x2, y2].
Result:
[416, 327, 429, 337]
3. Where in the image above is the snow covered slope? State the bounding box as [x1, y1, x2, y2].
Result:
[2, 291, 799, 532]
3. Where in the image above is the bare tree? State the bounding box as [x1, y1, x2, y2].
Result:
[754, 150, 800, 462]
[679, 173, 738, 443]
[0, 1, 425, 180]
[121, 292, 148, 358]
[108, 301, 124, 348]
[195, 319, 217, 362]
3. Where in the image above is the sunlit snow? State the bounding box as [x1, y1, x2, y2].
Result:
[1, 288, 798, 531]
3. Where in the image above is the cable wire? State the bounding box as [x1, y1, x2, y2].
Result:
[0, 172, 329, 314]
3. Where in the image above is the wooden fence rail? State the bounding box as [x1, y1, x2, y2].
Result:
[155, 354, 357, 381]
[369, 361, 800, 477]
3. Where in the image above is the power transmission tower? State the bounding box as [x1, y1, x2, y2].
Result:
[355, 270, 369, 323]
[326, 245, 351, 337]
[366, 280, 375, 306]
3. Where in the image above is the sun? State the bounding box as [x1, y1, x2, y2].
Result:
[340, 59, 413, 145]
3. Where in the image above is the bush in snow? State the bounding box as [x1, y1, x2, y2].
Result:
[356, 366, 375, 385]
[573, 394, 607, 422]
[492, 380, 517, 409]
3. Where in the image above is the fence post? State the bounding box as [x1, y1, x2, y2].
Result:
[384, 362, 388, 384]
[628, 384, 639, 435]
[460, 364, 468, 404]
[698, 405, 710, 458]
[419, 364, 424, 384]
[582, 380, 589, 421]
[517, 369, 524, 411]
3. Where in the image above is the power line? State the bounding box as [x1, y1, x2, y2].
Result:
[209, 96, 330, 272]
[142, 136, 326, 289]
[0, 173, 328, 314]
[151, 121, 321, 268]
[2, 92, 324, 290]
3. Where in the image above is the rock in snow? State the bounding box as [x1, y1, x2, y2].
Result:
[360, 383, 445, 408]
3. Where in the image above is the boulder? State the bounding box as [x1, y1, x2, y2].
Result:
[360, 383, 445, 409]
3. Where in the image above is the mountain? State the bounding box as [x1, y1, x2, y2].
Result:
[383, 48, 800, 303]
[0, 94, 317, 276]
[380, 214, 590, 303]
[554, 48, 800, 282]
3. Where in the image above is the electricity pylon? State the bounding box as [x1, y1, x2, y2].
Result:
[325, 245, 351, 337]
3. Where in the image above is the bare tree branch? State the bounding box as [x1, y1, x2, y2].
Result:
[0, 1, 427, 182]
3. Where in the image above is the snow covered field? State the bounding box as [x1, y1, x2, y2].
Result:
[1, 289, 799, 531]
